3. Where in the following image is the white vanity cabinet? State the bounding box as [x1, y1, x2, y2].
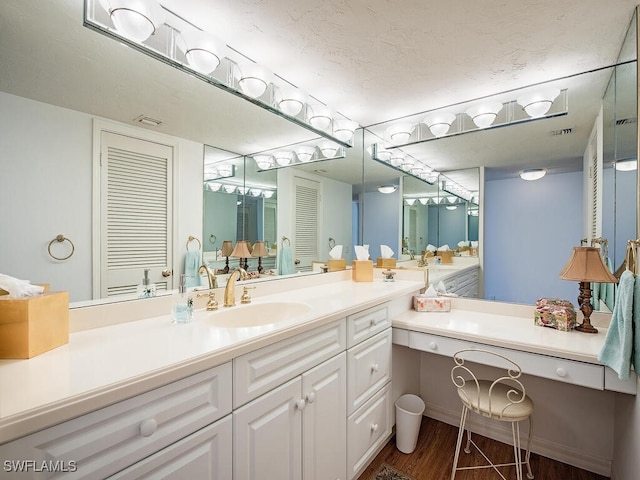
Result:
[232, 319, 347, 480]
[345, 305, 393, 480]
[0, 363, 232, 479]
[437, 266, 479, 298]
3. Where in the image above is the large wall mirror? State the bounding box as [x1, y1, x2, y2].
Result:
[0, 1, 637, 310]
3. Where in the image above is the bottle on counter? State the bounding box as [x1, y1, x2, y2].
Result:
[136, 269, 157, 298]
[171, 274, 193, 324]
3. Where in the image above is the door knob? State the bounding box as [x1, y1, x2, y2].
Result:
[162, 269, 172, 277]
[294, 258, 301, 265]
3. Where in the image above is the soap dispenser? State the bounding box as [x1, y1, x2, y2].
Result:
[171, 274, 193, 324]
[137, 269, 157, 298]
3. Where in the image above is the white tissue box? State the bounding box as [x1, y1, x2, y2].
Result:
[376, 258, 397, 268]
[413, 295, 451, 312]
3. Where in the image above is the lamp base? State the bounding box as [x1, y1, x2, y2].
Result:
[576, 281, 598, 334]
[575, 322, 598, 334]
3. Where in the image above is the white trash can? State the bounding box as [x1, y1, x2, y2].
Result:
[395, 394, 425, 454]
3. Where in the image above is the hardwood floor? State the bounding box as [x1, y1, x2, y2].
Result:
[358, 417, 609, 480]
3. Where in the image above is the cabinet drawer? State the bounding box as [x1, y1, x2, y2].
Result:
[347, 382, 392, 480]
[0, 363, 232, 480]
[409, 331, 604, 390]
[234, 320, 346, 407]
[347, 329, 392, 415]
[347, 304, 390, 348]
[107, 414, 232, 479]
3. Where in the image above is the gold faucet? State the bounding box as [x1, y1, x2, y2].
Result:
[196, 290, 218, 311]
[224, 267, 248, 307]
[198, 262, 218, 289]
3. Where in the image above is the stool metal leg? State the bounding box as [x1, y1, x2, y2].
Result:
[511, 421, 523, 480]
[525, 416, 534, 479]
[451, 405, 469, 480]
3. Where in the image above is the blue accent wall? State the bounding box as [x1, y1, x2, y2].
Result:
[363, 189, 401, 258]
[484, 171, 583, 305]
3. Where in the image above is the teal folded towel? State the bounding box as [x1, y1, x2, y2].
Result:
[598, 270, 635, 380]
[184, 250, 202, 288]
[634, 274, 640, 375]
[279, 245, 295, 275]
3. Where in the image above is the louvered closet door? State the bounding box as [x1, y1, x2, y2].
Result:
[100, 132, 173, 297]
[293, 176, 320, 272]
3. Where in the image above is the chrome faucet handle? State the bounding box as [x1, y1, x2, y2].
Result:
[241, 286, 255, 304]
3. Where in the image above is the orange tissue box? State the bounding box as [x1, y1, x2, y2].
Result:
[413, 295, 451, 312]
[376, 258, 397, 268]
[352, 260, 374, 282]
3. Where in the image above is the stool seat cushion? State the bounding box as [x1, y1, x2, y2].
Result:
[457, 379, 534, 421]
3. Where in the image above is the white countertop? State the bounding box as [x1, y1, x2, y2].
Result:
[0, 279, 422, 443]
[393, 299, 607, 364]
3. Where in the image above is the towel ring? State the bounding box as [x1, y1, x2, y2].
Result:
[186, 235, 201, 251]
[48, 234, 75, 261]
[209, 234, 217, 246]
[282, 236, 291, 247]
[328, 237, 335, 249]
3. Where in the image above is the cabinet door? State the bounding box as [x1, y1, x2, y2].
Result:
[234, 377, 303, 480]
[302, 353, 347, 480]
[108, 415, 232, 479]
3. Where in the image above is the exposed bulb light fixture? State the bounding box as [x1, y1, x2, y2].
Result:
[519, 168, 547, 181]
[207, 182, 222, 191]
[405, 198, 416, 206]
[423, 112, 457, 137]
[216, 164, 233, 177]
[517, 88, 560, 118]
[180, 29, 223, 74]
[223, 185, 237, 193]
[333, 119, 358, 142]
[295, 145, 316, 163]
[263, 190, 275, 198]
[254, 155, 273, 170]
[99, 0, 165, 42]
[277, 86, 306, 116]
[389, 151, 405, 167]
[465, 102, 503, 129]
[615, 158, 638, 171]
[238, 63, 271, 98]
[386, 123, 413, 145]
[274, 151, 292, 166]
[377, 185, 398, 194]
[308, 106, 333, 130]
[319, 141, 339, 158]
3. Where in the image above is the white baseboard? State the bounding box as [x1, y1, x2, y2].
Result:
[425, 402, 611, 477]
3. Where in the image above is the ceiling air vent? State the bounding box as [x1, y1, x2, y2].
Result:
[615, 117, 637, 126]
[550, 127, 573, 136]
[133, 115, 163, 127]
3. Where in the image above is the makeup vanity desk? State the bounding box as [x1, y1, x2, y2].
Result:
[392, 297, 637, 395]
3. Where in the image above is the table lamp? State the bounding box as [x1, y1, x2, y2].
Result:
[560, 246, 618, 333]
[221, 240, 234, 274]
[231, 240, 252, 270]
[252, 241, 269, 273]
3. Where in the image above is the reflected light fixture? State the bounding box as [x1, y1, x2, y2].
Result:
[250, 189, 262, 197]
[319, 141, 339, 158]
[216, 164, 233, 177]
[274, 151, 292, 166]
[237, 186, 249, 195]
[389, 151, 405, 167]
[423, 112, 457, 137]
[386, 123, 413, 145]
[615, 158, 638, 171]
[223, 185, 237, 193]
[277, 86, 306, 116]
[254, 155, 273, 170]
[180, 29, 223, 74]
[238, 63, 271, 98]
[445, 205, 458, 210]
[419, 198, 429, 205]
[207, 182, 222, 191]
[308, 106, 333, 130]
[263, 190, 275, 199]
[405, 198, 416, 206]
[377, 185, 398, 194]
[295, 145, 316, 163]
[519, 168, 547, 181]
[517, 88, 560, 118]
[333, 119, 358, 142]
[560, 246, 618, 333]
[465, 102, 503, 129]
[99, 0, 165, 42]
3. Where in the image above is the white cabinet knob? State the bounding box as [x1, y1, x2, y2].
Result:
[555, 367, 567, 378]
[370, 317, 378, 326]
[296, 399, 306, 410]
[306, 392, 316, 404]
[139, 418, 157, 437]
[429, 341, 437, 351]
[371, 363, 379, 373]
[370, 423, 379, 433]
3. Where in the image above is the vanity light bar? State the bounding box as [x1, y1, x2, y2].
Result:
[204, 181, 276, 198]
[251, 144, 347, 172]
[84, 0, 358, 147]
[379, 88, 568, 149]
[370, 143, 439, 185]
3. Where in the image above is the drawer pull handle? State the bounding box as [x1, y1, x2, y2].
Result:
[371, 363, 379, 373]
[371, 423, 379, 433]
[139, 418, 157, 437]
[370, 318, 378, 326]
[429, 341, 437, 351]
[296, 399, 306, 410]
[556, 367, 567, 378]
[306, 392, 316, 404]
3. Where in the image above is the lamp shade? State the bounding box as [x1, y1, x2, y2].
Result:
[230, 240, 252, 258]
[221, 240, 234, 257]
[560, 247, 618, 283]
[252, 241, 269, 257]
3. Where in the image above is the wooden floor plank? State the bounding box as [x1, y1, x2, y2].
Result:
[358, 417, 609, 480]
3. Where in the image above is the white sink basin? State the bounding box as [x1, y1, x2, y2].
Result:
[205, 301, 312, 328]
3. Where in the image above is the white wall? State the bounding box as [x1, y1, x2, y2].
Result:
[0, 92, 203, 302]
[612, 379, 640, 480]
